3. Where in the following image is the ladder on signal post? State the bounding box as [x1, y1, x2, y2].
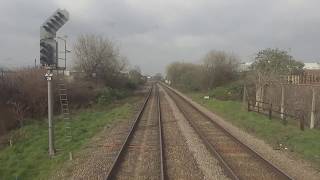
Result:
[56, 70, 73, 160]
[55, 36, 72, 143]
[55, 36, 73, 159]
[57, 77, 72, 142]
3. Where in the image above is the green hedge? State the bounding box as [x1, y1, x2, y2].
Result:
[209, 81, 243, 101]
[97, 87, 130, 105]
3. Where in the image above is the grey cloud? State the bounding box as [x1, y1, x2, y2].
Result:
[1, 0, 320, 73]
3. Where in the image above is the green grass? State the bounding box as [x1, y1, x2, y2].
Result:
[187, 91, 320, 168]
[0, 98, 138, 180]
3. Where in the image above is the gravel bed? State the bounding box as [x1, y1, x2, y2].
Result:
[160, 85, 229, 180]
[164, 83, 320, 180]
[51, 117, 133, 179]
[159, 90, 205, 179]
[168, 88, 287, 179]
[50, 99, 144, 180]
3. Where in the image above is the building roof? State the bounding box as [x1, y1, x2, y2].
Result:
[303, 62, 320, 70]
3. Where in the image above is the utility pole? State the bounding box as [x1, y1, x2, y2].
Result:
[40, 9, 69, 157]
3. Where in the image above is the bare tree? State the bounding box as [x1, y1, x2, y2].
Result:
[74, 34, 127, 87]
[202, 50, 239, 89]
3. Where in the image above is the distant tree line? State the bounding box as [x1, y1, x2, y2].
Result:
[166, 50, 239, 90]
[166, 48, 304, 92]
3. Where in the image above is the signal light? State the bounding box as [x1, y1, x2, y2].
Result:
[40, 9, 69, 67]
[40, 9, 69, 39]
[40, 39, 57, 66]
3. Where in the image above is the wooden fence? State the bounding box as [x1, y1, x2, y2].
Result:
[247, 100, 306, 130]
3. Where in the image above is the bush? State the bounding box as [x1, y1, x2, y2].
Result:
[67, 80, 100, 109]
[0, 68, 102, 133]
[166, 62, 203, 90]
[125, 79, 139, 90]
[97, 87, 130, 105]
[0, 68, 47, 128]
[202, 50, 239, 89]
[209, 81, 243, 101]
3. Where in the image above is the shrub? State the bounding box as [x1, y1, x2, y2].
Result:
[202, 50, 239, 89]
[97, 87, 130, 105]
[210, 81, 243, 101]
[0, 68, 102, 133]
[67, 80, 99, 109]
[0, 68, 47, 127]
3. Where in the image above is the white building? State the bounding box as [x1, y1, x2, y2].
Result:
[239, 62, 253, 72]
[303, 62, 320, 70]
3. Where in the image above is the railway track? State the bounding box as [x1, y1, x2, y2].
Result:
[162, 84, 293, 180]
[105, 85, 165, 180]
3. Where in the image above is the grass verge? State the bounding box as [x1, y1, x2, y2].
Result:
[0, 97, 139, 179]
[187, 91, 320, 168]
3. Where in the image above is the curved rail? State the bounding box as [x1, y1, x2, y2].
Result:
[162, 83, 293, 180]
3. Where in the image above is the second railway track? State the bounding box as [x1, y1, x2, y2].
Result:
[105, 84, 165, 180]
[162, 84, 293, 180]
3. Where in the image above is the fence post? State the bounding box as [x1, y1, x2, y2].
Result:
[247, 101, 250, 112]
[310, 87, 316, 129]
[300, 113, 305, 131]
[243, 84, 247, 107]
[269, 103, 272, 119]
[281, 85, 285, 119]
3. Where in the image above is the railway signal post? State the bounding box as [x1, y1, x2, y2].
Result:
[40, 9, 69, 156]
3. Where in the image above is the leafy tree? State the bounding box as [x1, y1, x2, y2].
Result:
[251, 48, 304, 80]
[128, 66, 144, 86]
[166, 62, 203, 90]
[250, 48, 304, 103]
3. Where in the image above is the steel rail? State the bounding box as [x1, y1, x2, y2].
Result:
[162, 83, 293, 180]
[105, 86, 153, 180]
[163, 85, 239, 180]
[157, 84, 166, 180]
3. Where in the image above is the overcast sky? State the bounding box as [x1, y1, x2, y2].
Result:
[0, 0, 320, 74]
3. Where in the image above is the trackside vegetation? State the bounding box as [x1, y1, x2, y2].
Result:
[166, 47, 319, 168]
[0, 97, 138, 179]
[187, 91, 320, 168]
